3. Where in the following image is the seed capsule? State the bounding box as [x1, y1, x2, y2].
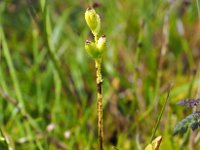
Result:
[85, 40, 101, 59]
[97, 35, 106, 53]
[85, 7, 101, 36]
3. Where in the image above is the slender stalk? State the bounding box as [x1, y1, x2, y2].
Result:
[150, 87, 170, 141]
[95, 59, 103, 150]
[0, 27, 24, 108]
[154, 11, 169, 103]
[85, 7, 106, 149]
[196, 0, 200, 20]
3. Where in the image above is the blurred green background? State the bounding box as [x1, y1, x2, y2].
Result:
[0, 0, 200, 149]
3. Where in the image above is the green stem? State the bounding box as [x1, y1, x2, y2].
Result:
[150, 88, 170, 141]
[0, 27, 24, 108]
[95, 59, 103, 150]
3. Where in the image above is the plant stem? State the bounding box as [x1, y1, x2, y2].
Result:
[0, 27, 24, 108]
[95, 58, 103, 150]
[150, 87, 170, 142]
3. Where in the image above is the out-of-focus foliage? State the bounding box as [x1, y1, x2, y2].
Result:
[0, 0, 200, 149]
[173, 112, 200, 135]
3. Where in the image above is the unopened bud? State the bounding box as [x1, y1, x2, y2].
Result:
[85, 40, 101, 59]
[85, 7, 101, 36]
[97, 35, 106, 53]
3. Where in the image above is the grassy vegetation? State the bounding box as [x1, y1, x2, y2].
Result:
[0, 0, 200, 149]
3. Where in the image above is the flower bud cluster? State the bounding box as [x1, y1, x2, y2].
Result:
[85, 7, 106, 59]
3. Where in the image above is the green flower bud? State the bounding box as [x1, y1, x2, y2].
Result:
[85, 7, 101, 36]
[97, 35, 106, 53]
[85, 40, 101, 59]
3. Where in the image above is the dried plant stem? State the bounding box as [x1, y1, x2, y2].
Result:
[95, 59, 103, 150]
